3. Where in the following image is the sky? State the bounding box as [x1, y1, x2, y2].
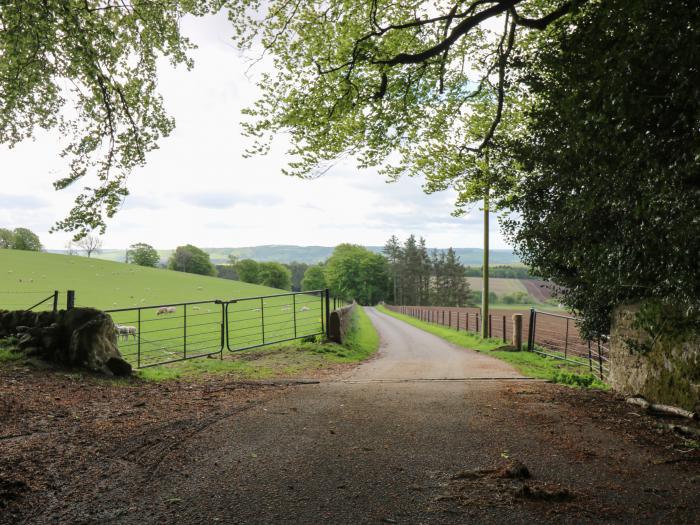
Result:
[0, 11, 511, 251]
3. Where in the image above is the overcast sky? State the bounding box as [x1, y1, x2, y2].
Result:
[0, 12, 510, 251]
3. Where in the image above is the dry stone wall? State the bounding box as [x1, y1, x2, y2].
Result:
[0, 308, 131, 376]
[328, 303, 356, 344]
[609, 305, 700, 411]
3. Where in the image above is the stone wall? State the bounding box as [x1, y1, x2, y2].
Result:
[609, 305, 700, 411]
[328, 303, 356, 344]
[0, 308, 132, 376]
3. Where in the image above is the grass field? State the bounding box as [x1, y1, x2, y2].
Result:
[377, 305, 606, 389]
[0, 250, 330, 369]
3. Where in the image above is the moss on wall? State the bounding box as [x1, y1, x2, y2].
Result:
[609, 305, 700, 411]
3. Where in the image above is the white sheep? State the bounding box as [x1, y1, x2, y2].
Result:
[300, 306, 311, 312]
[156, 306, 176, 315]
[114, 324, 137, 341]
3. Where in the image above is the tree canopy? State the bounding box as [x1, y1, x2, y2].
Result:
[0, 0, 225, 238]
[231, 0, 584, 211]
[301, 264, 326, 292]
[235, 259, 261, 284]
[168, 244, 216, 276]
[384, 235, 470, 306]
[127, 242, 160, 267]
[324, 244, 390, 305]
[258, 262, 292, 290]
[1, 227, 42, 251]
[503, 0, 700, 337]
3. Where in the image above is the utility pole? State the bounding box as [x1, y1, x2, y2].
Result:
[481, 186, 490, 338]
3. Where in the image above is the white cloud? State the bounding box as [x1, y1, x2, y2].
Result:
[0, 11, 512, 251]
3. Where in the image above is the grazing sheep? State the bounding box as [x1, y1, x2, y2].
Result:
[114, 324, 137, 341]
[196, 286, 203, 291]
[156, 306, 177, 315]
[300, 306, 311, 312]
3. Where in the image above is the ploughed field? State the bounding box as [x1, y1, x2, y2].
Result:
[0, 250, 326, 368]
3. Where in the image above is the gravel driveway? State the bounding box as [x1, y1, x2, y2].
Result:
[6, 308, 699, 524]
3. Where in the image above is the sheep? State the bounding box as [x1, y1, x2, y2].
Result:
[156, 306, 176, 315]
[192, 306, 201, 311]
[299, 306, 311, 312]
[114, 324, 137, 341]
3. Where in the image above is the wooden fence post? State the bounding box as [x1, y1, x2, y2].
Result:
[512, 314, 523, 351]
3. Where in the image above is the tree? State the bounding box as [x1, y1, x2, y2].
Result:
[258, 262, 292, 290]
[127, 243, 160, 267]
[11, 228, 42, 251]
[231, 1, 584, 336]
[0, 228, 13, 249]
[385, 236, 469, 307]
[168, 245, 215, 276]
[301, 264, 326, 292]
[0, 1, 225, 238]
[235, 259, 261, 284]
[383, 235, 402, 304]
[65, 240, 78, 256]
[216, 264, 238, 281]
[77, 234, 102, 258]
[324, 244, 389, 305]
[285, 261, 309, 292]
[503, 0, 700, 338]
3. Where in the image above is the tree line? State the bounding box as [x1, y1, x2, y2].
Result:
[383, 235, 470, 307]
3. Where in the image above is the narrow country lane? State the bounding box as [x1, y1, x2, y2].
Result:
[353, 307, 523, 381]
[25, 308, 700, 525]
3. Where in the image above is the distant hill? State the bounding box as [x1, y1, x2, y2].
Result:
[50, 245, 520, 266]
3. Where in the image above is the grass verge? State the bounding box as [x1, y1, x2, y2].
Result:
[377, 304, 607, 389]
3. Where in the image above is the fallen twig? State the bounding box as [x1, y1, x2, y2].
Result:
[626, 397, 698, 420]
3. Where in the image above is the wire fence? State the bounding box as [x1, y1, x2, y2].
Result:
[385, 304, 608, 380]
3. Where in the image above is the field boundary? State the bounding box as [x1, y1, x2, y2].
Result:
[104, 289, 348, 369]
[384, 304, 608, 380]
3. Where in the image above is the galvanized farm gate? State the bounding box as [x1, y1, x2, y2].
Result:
[105, 289, 346, 369]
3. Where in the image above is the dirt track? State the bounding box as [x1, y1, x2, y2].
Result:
[2, 308, 699, 524]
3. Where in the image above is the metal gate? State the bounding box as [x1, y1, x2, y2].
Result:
[106, 289, 331, 369]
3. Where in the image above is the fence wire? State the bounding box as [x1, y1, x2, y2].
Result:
[385, 304, 608, 380]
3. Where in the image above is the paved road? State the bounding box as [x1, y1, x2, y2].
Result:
[353, 308, 523, 381]
[42, 307, 699, 524]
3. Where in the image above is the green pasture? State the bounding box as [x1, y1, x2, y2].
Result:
[0, 250, 329, 368]
[109, 291, 326, 368]
[0, 249, 287, 309]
